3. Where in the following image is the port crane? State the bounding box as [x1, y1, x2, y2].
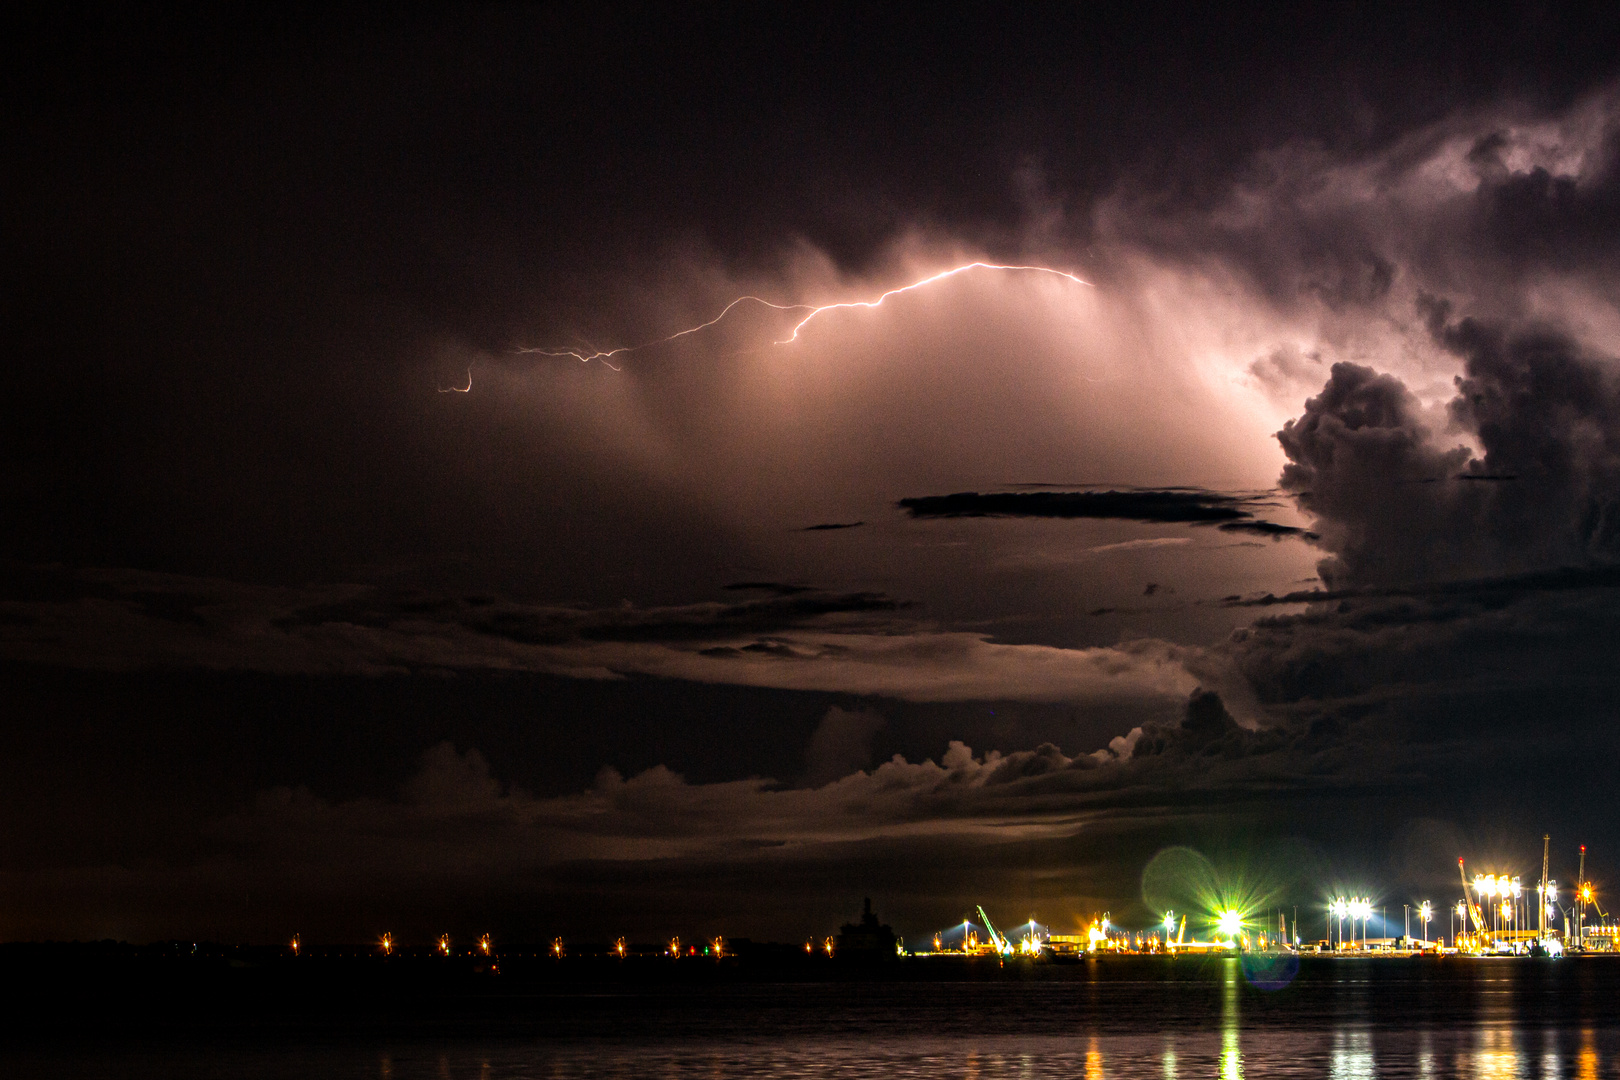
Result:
[1574, 845, 1608, 949]
[1458, 858, 1487, 947]
[976, 905, 1012, 955]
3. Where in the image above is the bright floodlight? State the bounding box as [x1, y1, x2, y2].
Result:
[1511, 878, 1522, 899]
[1164, 911, 1176, 930]
[1218, 910, 1243, 938]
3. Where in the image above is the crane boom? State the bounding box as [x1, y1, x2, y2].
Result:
[976, 906, 1009, 954]
[1459, 858, 1486, 934]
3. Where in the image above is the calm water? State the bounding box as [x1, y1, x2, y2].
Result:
[7, 957, 1620, 1078]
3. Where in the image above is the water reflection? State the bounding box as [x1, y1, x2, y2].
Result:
[1417, 1030, 1436, 1080]
[17, 960, 1620, 1079]
[1473, 1027, 1523, 1079]
[1577, 1028, 1598, 1080]
[1330, 1030, 1375, 1079]
[1221, 957, 1243, 1080]
[1542, 1029, 1562, 1080]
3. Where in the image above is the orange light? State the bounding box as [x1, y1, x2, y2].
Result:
[380, 933, 393, 955]
[479, 934, 491, 956]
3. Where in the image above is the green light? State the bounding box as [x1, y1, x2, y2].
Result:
[1217, 910, 1243, 938]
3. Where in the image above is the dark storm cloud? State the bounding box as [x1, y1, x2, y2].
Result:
[1216, 521, 1314, 538]
[897, 488, 1304, 533]
[0, 565, 896, 664]
[1278, 312, 1620, 588]
[800, 521, 865, 531]
[0, 564, 1211, 705]
[899, 489, 1253, 523]
[1222, 563, 1620, 607]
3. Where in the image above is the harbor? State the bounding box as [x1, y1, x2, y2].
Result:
[909, 837, 1613, 962]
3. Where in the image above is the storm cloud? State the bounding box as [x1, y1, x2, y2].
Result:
[1279, 315, 1620, 587]
[7, 7, 1620, 943]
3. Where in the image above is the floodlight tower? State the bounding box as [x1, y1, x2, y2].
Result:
[1540, 835, 1550, 940]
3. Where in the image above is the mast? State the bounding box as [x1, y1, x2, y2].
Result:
[1541, 835, 1550, 939]
[1578, 845, 1588, 949]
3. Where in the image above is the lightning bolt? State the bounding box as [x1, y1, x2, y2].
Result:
[776, 262, 1091, 343]
[448, 262, 1092, 390]
[517, 295, 815, 366]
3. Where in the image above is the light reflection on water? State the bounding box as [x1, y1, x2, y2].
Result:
[8, 958, 1620, 1078]
[347, 1032, 1607, 1079]
[1221, 957, 1243, 1080]
[4, 1028, 1616, 1079]
[1330, 1030, 1375, 1079]
[1579, 1028, 1600, 1080]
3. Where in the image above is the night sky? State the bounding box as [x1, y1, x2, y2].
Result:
[5, 4, 1620, 945]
